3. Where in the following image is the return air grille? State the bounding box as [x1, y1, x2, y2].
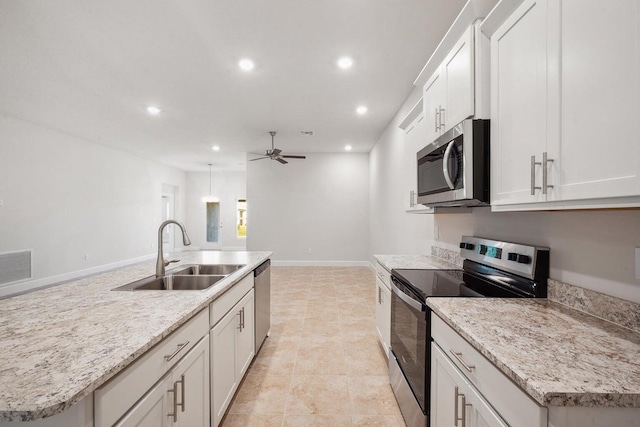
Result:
[0, 250, 32, 285]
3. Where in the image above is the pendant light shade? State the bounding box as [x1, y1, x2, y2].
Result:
[202, 163, 219, 203]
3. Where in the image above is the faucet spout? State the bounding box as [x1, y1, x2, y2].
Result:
[156, 220, 192, 278]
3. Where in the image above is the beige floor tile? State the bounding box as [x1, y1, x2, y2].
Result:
[269, 317, 304, 338]
[338, 301, 375, 318]
[286, 375, 351, 415]
[297, 334, 343, 349]
[221, 414, 284, 427]
[273, 300, 308, 317]
[283, 415, 352, 426]
[348, 376, 402, 416]
[302, 316, 341, 334]
[342, 330, 381, 348]
[228, 374, 292, 415]
[344, 343, 388, 376]
[351, 415, 406, 426]
[340, 316, 376, 333]
[294, 345, 347, 375]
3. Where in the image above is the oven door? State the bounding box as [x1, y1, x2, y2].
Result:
[390, 276, 428, 415]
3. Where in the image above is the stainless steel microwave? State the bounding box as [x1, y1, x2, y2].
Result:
[416, 119, 489, 206]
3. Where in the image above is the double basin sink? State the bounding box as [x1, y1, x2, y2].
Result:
[113, 264, 246, 291]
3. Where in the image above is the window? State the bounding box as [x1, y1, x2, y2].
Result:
[236, 199, 247, 238]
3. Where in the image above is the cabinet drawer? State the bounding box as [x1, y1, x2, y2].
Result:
[94, 308, 209, 427]
[431, 314, 546, 427]
[375, 263, 391, 290]
[210, 273, 253, 327]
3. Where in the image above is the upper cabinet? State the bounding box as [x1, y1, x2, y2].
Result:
[484, 0, 640, 210]
[424, 26, 476, 142]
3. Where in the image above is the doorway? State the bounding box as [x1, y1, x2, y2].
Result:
[161, 185, 177, 252]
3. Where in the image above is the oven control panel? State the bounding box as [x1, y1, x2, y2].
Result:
[459, 236, 549, 280]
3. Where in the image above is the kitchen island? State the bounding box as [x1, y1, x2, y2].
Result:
[0, 250, 271, 423]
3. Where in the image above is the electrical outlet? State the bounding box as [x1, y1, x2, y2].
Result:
[0, 199, 4, 206]
[84, 253, 89, 261]
[636, 248, 640, 280]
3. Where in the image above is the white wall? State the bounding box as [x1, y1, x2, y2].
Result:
[369, 86, 433, 263]
[185, 170, 247, 250]
[247, 153, 369, 265]
[0, 114, 187, 296]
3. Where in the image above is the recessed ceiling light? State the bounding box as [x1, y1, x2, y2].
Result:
[345, 145, 353, 151]
[212, 145, 220, 151]
[356, 106, 368, 115]
[146, 105, 161, 115]
[238, 59, 255, 71]
[337, 56, 353, 69]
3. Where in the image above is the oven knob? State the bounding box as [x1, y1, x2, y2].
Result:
[507, 252, 518, 261]
[459, 242, 475, 250]
[479, 245, 487, 255]
[459, 242, 466, 249]
[516, 254, 531, 264]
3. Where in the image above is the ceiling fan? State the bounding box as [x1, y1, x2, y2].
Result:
[249, 131, 306, 164]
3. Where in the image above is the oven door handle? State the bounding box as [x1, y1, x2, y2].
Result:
[442, 140, 456, 190]
[391, 279, 425, 312]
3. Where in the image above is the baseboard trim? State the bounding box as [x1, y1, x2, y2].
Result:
[270, 260, 371, 267]
[0, 253, 156, 299]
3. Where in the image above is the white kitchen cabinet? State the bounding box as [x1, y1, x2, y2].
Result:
[211, 288, 255, 427]
[431, 343, 508, 427]
[485, 0, 640, 210]
[116, 336, 209, 427]
[423, 25, 475, 143]
[374, 263, 391, 358]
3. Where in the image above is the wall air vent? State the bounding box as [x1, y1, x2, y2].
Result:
[0, 250, 32, 285]
[299, 130, 315, 136]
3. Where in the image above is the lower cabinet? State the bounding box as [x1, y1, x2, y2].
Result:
[211, 289, 255, 427]
[116, 336, 210, 427]
[374, 263, 391, 358]
[431, 342, 507, 427]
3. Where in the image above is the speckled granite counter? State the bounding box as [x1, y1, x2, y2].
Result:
[427, 298, 640, 408]
[0, 251, 271, 422]
[374, 254, 459, 271]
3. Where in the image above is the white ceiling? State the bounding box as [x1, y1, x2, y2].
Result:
[0, 0, 466, 172]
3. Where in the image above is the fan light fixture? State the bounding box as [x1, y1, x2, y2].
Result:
[202, 164, 219, 203]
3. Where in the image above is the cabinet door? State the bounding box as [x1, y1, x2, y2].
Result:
[173, 336, 209, 427]
[551, 0, 640, 201]
[115, 375, 172, 427]
[466, 384, 509, 427]
[381, 281, 391, 358]
[404, 114, 426, 210]
[424, 68, 445, 143]
[211, 305, 240, 427]
[236, 289, 255, 378]
[431, 343, 469, 427]
[490, 0, 549, 206]
[443, 25, 475, 130]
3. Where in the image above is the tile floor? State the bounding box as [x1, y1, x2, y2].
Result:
[221, 266, 405, 427]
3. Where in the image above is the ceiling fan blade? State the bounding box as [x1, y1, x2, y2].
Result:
[281, 155, 306, 159]
[271, 148, 282, 156]
[276, 157, 288, 164]
[249, 156, 269, 161]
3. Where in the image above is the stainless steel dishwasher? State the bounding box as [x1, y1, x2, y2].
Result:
[254, 259, 270, 352]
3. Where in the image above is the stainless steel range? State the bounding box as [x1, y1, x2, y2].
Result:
[388, 236, 549, 427]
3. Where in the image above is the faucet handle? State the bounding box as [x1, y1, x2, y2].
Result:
[164, 259, 180, 267]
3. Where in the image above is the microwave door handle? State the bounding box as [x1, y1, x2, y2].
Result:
[442, 140, 456, 190]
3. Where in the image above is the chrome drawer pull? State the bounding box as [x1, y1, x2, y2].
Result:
[454, 386, 466, 427]
[165, 341, 190, 362]
[449, 350, 475, 372]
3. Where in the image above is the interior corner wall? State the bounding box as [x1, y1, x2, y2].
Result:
[185, 170, 247, 250]
[368, 86, 433, 265]
[246, 153, 369, 265]
[0, 114, 187, 295]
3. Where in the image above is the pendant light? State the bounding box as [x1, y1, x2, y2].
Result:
[202, 163, 219, 203]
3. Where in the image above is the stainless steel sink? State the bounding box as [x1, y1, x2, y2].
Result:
[113, 274, 226, 291]
[170, 264, 245, 276]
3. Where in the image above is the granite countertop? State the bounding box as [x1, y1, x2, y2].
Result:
[427, 298, 640, 408]
[374, 254, 460, 271]
[0, 251, 271, 422]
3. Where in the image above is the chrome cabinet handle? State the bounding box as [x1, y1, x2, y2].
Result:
[442, 141, 456, 190]
[242, 307, 245, 330]
[378, 286, 382, 304]
[168, 381, 178, 422]
[454, 386, 466, 427]
[439, 106, 446, 129]
[449, 350, 475, 373]
[530, 155, 542, 195]
[178, 374, 185, 412]
[237, 309, 243, 331]
[542, 152, 554, 194]
[435, 108, 440, 132]
[165, 341, 190, 362]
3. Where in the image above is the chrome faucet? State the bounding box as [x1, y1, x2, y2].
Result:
[156, 220, 192, 278]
